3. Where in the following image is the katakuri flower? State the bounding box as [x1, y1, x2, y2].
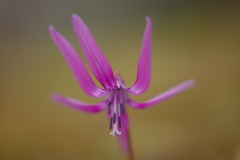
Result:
[49, 14, 195, 156]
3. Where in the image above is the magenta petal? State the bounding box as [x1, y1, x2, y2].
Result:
[49, 26, 106, 98]
[52, 93, 107, 113]
[128, 16, 152, 95]
[71, 14, 117, 90]
[117, 113, 133, 158]
[127, 79, 195, 109]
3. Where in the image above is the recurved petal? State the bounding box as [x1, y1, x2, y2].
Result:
[72, 14, 117, 90]
[49, 26, 106, 98]
[127, 79, 195, 109]
[117, 113, 134, 159]
[128, 16, 152, 95]
[52, 93, 107, 113]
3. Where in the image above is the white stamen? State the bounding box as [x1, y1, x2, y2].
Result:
[110, 123, 121, 137]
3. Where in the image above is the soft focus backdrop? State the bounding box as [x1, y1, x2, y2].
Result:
[1, 1, 240, 160]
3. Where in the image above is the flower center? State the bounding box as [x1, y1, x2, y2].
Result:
[108, 80, 125, 137]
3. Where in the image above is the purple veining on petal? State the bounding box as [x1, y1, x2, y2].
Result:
[71, 14, 117, 90]
[52, 93, 108, 113]
[49, 26, 107, 98]
[128, 16, 152, 95]
[127, 79, 195, 109]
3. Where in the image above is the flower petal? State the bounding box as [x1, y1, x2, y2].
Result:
[52, 93, 107, 113]
[127, 79, 195, 109]
[117, 113, 134, 159]
[128, 16, 152, 95]
[72, 14, 117, 90]
[49, 26, 106, 98]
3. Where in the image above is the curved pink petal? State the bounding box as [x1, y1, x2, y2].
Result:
[52, 93, 107, 113]
[127, 79, 195, 109]
[71, 14, 117, 90]
[117, 113, 134, 159]
[49, 26, 106, 98]
[128, 16, 152, 95]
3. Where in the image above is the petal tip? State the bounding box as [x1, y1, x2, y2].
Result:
[50, 92, 62, 102]
[71, 14, 78, 19]
[49, 25, 55, 33]
[144, 16, 152, 24]
[144, 16, 151, 20]
[49, 25, 53, 29]
[71, 14, 82, 23]
[186, 79, 196, 87]
[49, 25, 59, 37]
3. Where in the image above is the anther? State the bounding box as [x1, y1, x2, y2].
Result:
[113, 113, 116, 124]
[110, 117, 113, 130]
[118, 116, 121, 128]
[120, 103, 125, 114]
[108, 102, 111, 114]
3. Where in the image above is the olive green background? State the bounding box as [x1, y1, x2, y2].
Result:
[1, 1, 240, 160]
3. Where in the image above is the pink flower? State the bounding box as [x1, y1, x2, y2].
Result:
[49, 14, 195, 157]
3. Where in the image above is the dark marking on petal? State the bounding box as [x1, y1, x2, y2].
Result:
[110, 117, 113, 130]
[113, 113, 116, 124]
[118, 116, 121, 128]
[120, 103, 125, 114]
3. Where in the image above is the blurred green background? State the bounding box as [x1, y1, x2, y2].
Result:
[1, 1, 240, 160]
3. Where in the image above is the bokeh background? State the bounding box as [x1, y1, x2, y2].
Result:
[1, 1, 240, 160]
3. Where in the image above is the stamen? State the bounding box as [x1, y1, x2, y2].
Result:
[109, 117, 113, 130]
[109, 86, 123, 137]
[110, 123, 121, 137]
[113, 113, 116, 124]
[118, 116, 121, 128]
[108, 102, 111, 114]
[120, 103, 125, 114]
